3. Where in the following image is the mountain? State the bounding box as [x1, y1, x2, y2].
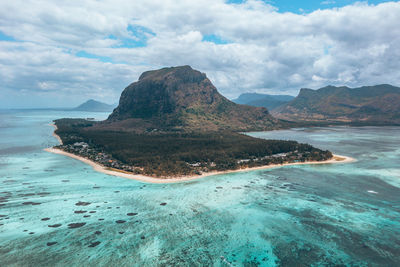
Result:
[272, 84, 400, 124]
[52, 66, 331, 177]
[232, 93, 294, 110]
[73, 99, 116, 112]
[105, 65, 282, 132]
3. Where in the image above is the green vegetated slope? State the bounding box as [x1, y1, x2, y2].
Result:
[106, 65, 282, 132]
[273, 84, 400, 125]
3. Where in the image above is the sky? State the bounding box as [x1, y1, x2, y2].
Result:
[0, 0, 399, 108]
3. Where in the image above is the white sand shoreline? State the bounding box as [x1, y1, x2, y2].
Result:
[45, 126, 356, 183]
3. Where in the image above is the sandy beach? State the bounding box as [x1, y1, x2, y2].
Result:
[45, 123, 355, 183]
[45, 143, 355, 184]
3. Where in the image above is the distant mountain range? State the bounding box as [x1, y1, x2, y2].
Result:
[232, 93, 294, 110]
[105, 65, 282, 132]
[272, 84, 400, 125]
[73, 99, 116, 112]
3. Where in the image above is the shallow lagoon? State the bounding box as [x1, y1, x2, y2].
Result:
[0, 110, 399, 266]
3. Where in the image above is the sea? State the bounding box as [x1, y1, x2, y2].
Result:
[0, 110, 399, 266]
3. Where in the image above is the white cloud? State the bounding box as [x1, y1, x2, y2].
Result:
[0, 0, 399, 107]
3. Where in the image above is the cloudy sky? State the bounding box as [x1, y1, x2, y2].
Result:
[0, 0, 399, 108]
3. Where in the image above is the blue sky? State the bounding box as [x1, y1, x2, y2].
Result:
[0, 31, 16, 41]
[0, 0, 399, 108]
[228, 0, 393, 13]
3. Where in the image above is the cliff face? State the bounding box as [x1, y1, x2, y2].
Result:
[108, 66, 217, 120]
[106, 66, 281, 132]
[272, 84, 400, 124]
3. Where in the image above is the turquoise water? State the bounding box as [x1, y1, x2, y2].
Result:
[0, 110, 399, 266]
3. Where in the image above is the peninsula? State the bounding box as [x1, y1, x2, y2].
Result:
[47, 66, 343, 181]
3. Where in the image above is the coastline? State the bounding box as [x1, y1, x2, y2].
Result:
[49, 123, 63, 145]
[45, 135, 355, 183]
[45, 122, 355, 183]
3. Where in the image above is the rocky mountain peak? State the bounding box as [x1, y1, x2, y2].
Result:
[106, 66, 280, 132]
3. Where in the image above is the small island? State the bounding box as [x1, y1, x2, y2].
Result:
[46, 66, 350, 182]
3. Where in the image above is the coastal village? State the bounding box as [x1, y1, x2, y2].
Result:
[57, 141, 329, 176]
[56, 142, 138, 173]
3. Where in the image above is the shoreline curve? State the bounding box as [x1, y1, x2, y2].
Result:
[45, 140, 355, 184]
[45, 123, 355, 183]
[49, 123, 63, 145]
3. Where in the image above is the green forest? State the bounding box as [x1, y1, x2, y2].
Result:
[54, 118, 332, 177]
